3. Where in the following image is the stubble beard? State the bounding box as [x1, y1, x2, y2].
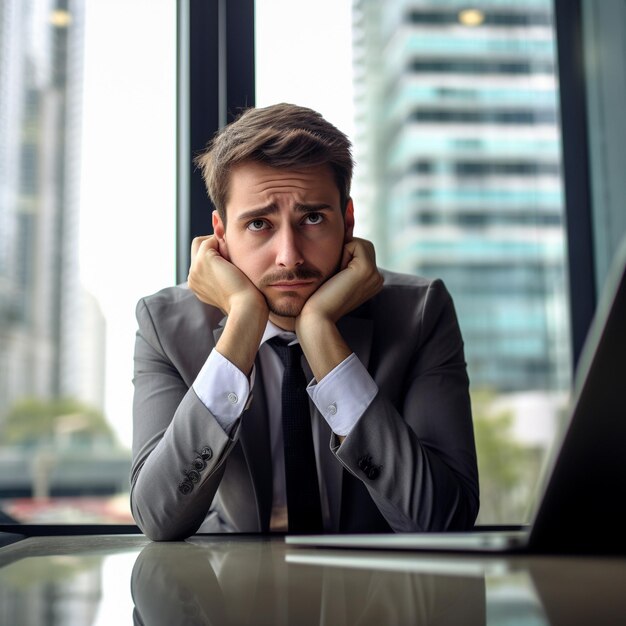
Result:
[260, 257, 343, 319]
[267, 298, 305, 319]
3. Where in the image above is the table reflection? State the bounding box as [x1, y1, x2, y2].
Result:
[0, 535, 147, 624]
[1, 535, 626, 625]
[131, 538, 486, 625]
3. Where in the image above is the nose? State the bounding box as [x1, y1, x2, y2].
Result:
[274, 225, 304, 268]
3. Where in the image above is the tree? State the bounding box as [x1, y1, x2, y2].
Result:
[472, 389, 544, 524]
[1, 397, 117, 449]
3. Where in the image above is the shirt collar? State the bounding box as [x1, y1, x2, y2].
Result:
[260, 320, 298, 347]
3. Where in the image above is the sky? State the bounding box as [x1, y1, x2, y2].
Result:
[80, 0, 354, 449]
[255, 0, 355, 139]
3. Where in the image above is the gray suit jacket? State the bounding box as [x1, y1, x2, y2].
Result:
[130, 270, 479, 540]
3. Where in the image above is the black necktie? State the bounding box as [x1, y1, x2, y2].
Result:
[268, 337, 323, 534]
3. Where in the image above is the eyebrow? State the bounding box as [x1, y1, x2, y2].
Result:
[236, 203, 334, 222]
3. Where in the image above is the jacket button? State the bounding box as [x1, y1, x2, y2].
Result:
[192, 456, 206, 471]
[185, 469, 201, 483]
[358, 454, 372, 471]
[200, 447, 213, 461]
[367, 466, 380, 480]
[178, 480, 193, 495]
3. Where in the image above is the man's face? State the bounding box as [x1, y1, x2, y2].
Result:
[213, 160, 354, 329]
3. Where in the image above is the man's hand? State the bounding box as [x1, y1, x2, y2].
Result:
[188, 235, 268, 376]
[298, 237, 383, 324]
[295, 238, 383, 384]
[188, 235, 266, 315]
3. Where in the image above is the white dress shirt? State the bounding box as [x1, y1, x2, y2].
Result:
[192, 321, 378, 531]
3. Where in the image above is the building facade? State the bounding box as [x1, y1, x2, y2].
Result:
[0, 0, 105, 419]
[352, 0, 571, 395]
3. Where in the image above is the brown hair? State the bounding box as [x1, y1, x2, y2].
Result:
[195, 103, 353, 222]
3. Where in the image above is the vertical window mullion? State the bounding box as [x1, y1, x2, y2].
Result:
[176, 0, 255, 283]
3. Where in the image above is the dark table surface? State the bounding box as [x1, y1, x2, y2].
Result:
[1, 533, 625, 625]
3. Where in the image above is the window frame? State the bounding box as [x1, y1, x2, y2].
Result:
[0, 0, 603, 537]
[553, 0, 597, 368]
[176, 0, 255, 283]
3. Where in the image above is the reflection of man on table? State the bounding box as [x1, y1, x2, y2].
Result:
[131, 103, 479, 540]
[131, 540, 486, 626]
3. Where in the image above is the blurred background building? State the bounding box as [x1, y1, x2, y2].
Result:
[0, 0, 106, 416]
[0, 0, 127, 519]
[353, 0, 570, 393]
[352, 0, 572, 521]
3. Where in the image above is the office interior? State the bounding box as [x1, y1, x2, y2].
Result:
[1, 0, 626, 624]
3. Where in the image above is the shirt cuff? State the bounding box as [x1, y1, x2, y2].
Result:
[192, 349, 252, 433]
[307, 353, 378, 437]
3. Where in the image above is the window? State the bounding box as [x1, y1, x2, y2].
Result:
[0, 0, 175, 524]
[2, 0, 610, 531]
[258, 0, 573, 527]
[352, 0, 571, 523]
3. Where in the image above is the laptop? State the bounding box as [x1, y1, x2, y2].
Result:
[287, 238, 626, 555]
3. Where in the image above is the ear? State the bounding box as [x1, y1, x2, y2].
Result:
[343, 198, 355, 242]
[212, 210, 231, 260]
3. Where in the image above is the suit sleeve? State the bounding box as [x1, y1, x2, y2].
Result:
[130, 298, 240, 541]
[333, 279, 480, 532]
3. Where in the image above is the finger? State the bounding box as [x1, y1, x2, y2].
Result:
[216, 237, 230, 261]
[363, 239, 377, 264]
[197, 237, 223, 261]
[197, 234, 228, 260]
[191, 235, 213, 258]
[340, 241, 355, 270]
[351, 238, 377, 265]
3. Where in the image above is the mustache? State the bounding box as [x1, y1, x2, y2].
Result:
[259, 267, 323, 286]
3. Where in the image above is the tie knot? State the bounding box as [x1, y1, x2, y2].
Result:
[267, 337, 302, 368]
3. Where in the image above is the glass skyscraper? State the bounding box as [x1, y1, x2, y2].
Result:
[352, 0, 572, 521]
[0, 0, 105, 415]
[352, 0, 571, 394]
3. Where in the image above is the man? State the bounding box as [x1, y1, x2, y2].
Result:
[131, 103, 479, 541]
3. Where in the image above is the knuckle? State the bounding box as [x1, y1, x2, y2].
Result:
[194, 235, 213, 250]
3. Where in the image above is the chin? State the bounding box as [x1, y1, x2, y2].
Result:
[268, 303, 304, 319]
[267, 295, 306, 319]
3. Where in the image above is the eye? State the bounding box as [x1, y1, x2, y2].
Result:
[247, 219, 270, 232]
[303, 212, 324, 225]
